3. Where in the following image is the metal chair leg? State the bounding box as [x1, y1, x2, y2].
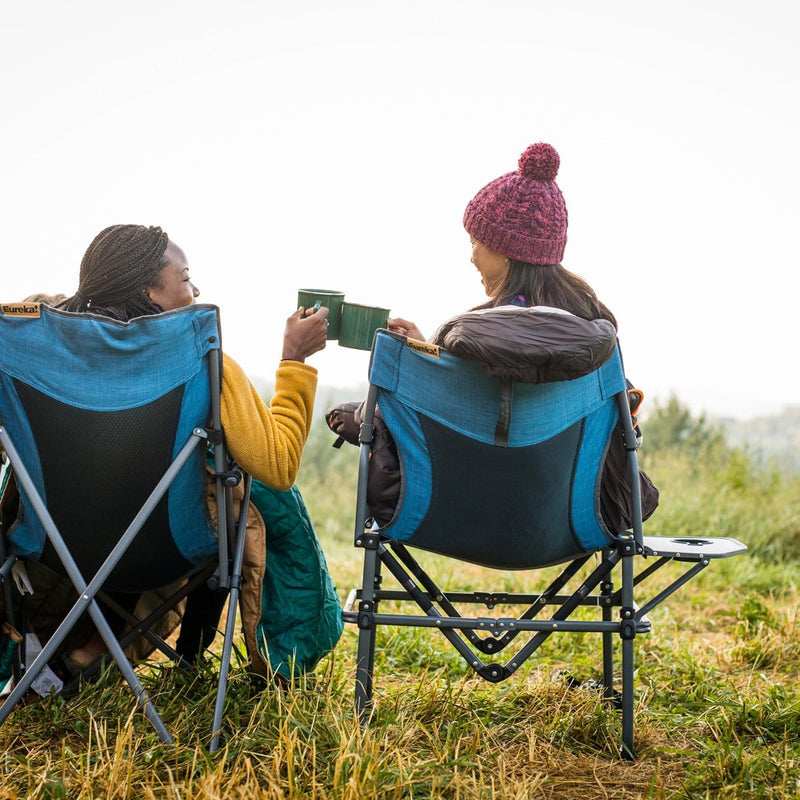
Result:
[355, 543, 380, 724]
[619, 550, 636, 760]
[599, 568, 617, 706]
[210, 475, 251, 753]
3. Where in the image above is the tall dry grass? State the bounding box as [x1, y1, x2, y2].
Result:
[2, 401, 800, 798]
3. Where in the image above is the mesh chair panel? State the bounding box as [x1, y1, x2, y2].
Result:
[14, 379, 193, 592]
[405, 413, 586, 568]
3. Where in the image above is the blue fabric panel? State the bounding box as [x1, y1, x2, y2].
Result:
[170, 367, 218, 564]
[0, 305, 220, 411]
[0, 375, 42, 558]
[374, 394, 431, 539]
[0, 305, 221, 565]
[370, 333, 625, 447]
[571, 401, 619, 549]
[506, 349, 626, 445]
[370, 334, 506, 444]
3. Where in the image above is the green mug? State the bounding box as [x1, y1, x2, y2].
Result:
[297, 289, 345, 339]
[338, 302, 390, 350]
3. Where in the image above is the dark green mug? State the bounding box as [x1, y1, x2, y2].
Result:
[338, 302, 390, 350]
[297, 289, 345, 340]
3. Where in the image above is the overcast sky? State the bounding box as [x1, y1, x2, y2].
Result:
[2, 0, 797, 419]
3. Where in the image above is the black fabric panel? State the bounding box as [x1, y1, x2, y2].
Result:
[406, 414, 587, 569]
[14, 379, 193, 592]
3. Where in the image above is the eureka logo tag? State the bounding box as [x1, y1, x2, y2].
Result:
[406, 338, 440, 358]
[1, 302, 41, 318]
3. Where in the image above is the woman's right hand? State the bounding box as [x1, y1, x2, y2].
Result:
[282, 306, 329, 362]
[387, 317, 425, 341]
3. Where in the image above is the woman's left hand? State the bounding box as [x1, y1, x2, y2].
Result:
[387, 317, 425, 341]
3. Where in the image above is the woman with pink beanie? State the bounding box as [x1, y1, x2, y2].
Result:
[388, 142, 616, 340]
[328, 142, 657, 533]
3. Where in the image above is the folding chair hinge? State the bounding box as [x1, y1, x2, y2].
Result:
[212, 469, 242, 488]
[355, 532, 381, 550]
[620, 426, 639, 452]
[358, 422, 374, 445]
[620, 607, 636, 639]
[617, 538, 638, 557]
[357, 599, 375, 630]
[478, 663, 511, 683]
[205, 428, 225, 446]
[474, 592, 508, 610]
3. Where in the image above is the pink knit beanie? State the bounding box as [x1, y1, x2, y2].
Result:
[463, 142, 567, 264]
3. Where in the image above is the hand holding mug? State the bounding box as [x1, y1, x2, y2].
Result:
[282, 305, 329, 362]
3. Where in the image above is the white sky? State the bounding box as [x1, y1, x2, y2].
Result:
[2, 0, 798, 420]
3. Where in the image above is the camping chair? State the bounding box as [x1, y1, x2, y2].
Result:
[0, 301, 249, 750]
[342, 329, 747, 758]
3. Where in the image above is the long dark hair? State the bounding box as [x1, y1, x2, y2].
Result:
[475, 260, 617, 329]
[59, 224, 169, 321]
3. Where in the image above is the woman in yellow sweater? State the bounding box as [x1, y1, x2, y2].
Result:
[56, 223, 333, 668]
[59, 224, 328, 490]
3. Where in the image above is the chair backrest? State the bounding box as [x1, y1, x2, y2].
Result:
[365, 330, 629, 569]
[0, 302, 223, 591]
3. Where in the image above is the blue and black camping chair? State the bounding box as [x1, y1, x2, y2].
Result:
[0, 302, 249, 750]
[342, 329, 747, 758]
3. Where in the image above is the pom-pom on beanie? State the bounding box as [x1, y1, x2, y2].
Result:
[463, 142, 567, 265]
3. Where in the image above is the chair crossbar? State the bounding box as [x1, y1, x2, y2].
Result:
[99, 564, 218, 663]
[345, 540, 650, 683]
[627, 561, 710, 621]
[348, 608, 647, 637]
[351, 545, 612, 657]
[352, 589, 627, 607]
[60, 557, 229, 696]
[100, 592, 187, 666]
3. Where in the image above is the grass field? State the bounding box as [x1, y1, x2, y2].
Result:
[1, 401, 798, 799]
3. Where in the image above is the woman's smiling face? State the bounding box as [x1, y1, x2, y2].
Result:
[146, 241, 200, 310]
[469, 237, 509, 297]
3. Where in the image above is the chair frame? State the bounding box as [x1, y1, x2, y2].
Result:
[0, 305, 248, 750]
[342, 333, 746, 759]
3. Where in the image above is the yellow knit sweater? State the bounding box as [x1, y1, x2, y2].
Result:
[220, 354, 318, 490]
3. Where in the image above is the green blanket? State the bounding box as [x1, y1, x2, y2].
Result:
[249, 480, 343, 679]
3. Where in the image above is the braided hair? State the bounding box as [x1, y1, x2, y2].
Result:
[60, 225, 170, 321]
